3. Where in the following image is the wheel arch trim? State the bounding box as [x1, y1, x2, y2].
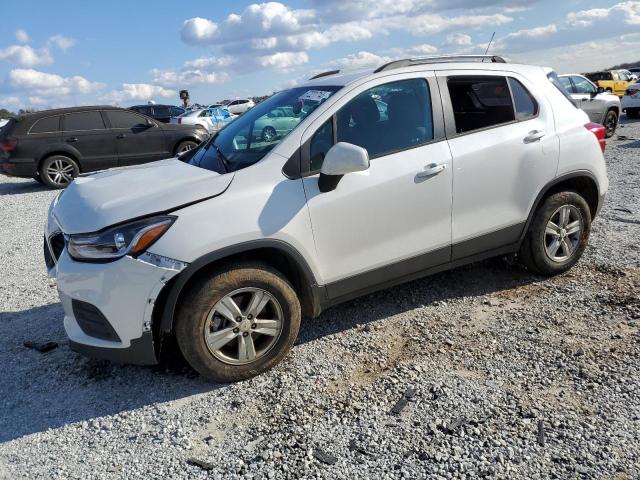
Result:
[519, 170, 601, 245]
[157, 239, 323, 334]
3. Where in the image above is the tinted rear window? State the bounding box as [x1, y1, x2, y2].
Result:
[154, 106, 170, 117]
[64, 111, 105, 131]
[29, 115, 61, 134]
[508, 78, 538, 120]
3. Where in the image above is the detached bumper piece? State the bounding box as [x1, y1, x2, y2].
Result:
[69, 331, 158, 365]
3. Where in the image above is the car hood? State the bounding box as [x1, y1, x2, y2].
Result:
[53, 159, 233, 234]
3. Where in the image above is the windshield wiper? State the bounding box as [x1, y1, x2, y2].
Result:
[212, 143, 230, 170]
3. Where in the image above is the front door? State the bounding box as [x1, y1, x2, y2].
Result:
[104, 110, 169, 167]
[570, 75, 604, 123]
[302, 74, 453, 296]
[437, 71, 559, 259]
[61, 110, 116, 171]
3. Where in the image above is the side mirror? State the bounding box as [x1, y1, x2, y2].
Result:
[318, 142, 370, 193]
[146, 119, 155, 128]
[597, 86, 605, 94]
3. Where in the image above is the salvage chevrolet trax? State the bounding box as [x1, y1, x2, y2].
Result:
[45, 56, 609, 382]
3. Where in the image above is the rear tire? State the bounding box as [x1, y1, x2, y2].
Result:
[39, 155, 79, 189]
[175, 262, 301, 382]
[518, 191, 591, 276]
[261, 126, 276, 142]
[604, 109, 618, 138]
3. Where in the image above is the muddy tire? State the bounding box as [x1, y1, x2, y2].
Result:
[175, 262, 301, 382]
[518, 191, 591, 276]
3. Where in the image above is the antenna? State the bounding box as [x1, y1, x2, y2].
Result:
[483, 32, 496, 58]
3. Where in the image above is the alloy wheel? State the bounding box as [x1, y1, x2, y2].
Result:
[262, 127, 276, 142]
[605, 112, 617, 137]
[46, 158, 75, 186]
[544, 205, 582, 262]
[204, 287, 284, 365]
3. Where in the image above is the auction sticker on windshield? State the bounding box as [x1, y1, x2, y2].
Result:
[299, 90, 333, 103]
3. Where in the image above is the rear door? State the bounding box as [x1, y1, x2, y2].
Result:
[104, 110, 169, 167]
[437, 71, 559, 259]
[62, 111, 116, 171]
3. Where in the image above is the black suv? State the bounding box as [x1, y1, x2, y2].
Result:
[0, 106, 208, 188]
[129, 104, 185, 123]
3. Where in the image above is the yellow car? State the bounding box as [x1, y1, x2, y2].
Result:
[584, 70, 634, 97]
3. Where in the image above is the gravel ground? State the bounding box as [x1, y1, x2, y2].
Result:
[0, 117, 639, 479]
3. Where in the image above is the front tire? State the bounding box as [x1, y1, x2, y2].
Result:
[518, 192, 591, 276]
[39, 155, 79, 189]
[175, 262, 301, 382]
[604, 109, 618, 138]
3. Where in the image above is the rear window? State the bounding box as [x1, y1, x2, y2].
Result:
[586, 72, 612, 81]
[29, 115, 61, 134]
[153, 106, 170, 117]
[447, 76, 515, 134]
[64, 111, 105, 131]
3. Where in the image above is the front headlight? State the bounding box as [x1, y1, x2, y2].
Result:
[67, 215, 176, 261]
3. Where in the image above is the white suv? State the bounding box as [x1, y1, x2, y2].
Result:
[45, 55, 608, 382]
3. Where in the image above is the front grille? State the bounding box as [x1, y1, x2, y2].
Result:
[72, 300, 121, 342]
[49, 232, 65, 261]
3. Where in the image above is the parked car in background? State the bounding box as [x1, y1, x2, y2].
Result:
[226, 99, 255, 115]
[253, 106, 302, 141]
[584, 70, 633, 97]
[208, 104, 225, 109]
[559, 74, 620, 137]
[622, 80, 640, 118]
[0, 106, 207, 188]
[170, 108, 233, 134]
[0, 119, 9, 129]
[620, 69, 638, 81]
[130, 104, 185, 123]
[44, 55, 608, 382]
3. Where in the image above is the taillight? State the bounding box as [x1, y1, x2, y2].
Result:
[625, 87, 639, 96]
[584, 122, 606, 153]
[0, 137, 17, 152]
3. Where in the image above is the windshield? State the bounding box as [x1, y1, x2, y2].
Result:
[188, 85, 341, 173]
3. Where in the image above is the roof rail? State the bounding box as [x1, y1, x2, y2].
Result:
[309, 69, 340, 80]
[374, 55, 507, 73]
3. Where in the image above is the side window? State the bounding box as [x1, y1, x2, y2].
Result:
[154, 106, 170, 117]
[336, 78, 433, 158]
[310, 119, 334, 171]
[106, 111, 148, 129]
[508, 78, 538, 120]
[136, 106, 152, 116]
[64, 111, 105, 131]
[447, 76, 515, 134]
[558, 76, 575, 94]
[571, 76, 596, 95]
[200, 110, 212, 117]
[29, 115, 61, 134]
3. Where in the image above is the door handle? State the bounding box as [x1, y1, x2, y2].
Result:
[116, 134, 127, 139]
[416, 163, 446, 178]
[523, 130, 545, 143]
[66, 137, 78, 143]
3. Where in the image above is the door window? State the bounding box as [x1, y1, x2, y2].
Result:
[448, 76, 515, 133]
[63, 111, 105, 131]
[106, 111, 149, 129]
[558, 76, 575, 94]
[336, 78, 433, 159]
[29, 115, 61, 134]
[135, 106, 152, 116]
[310, 119, 334, 171]
[571, 76, 597, 95]
[508, 78, 538, 120]
[153, 106, 170, 117]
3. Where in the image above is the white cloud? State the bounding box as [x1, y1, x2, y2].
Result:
[15, 29, 29, 44]
[408, 44, 439, 54]
[330, 51, 392, 69]
[102, 83, 176, 104]
[48, 35, 76, 51]
[257, 51, 308, 68]
[447, 33, 472, 46]
[183, 56, 234, 70]
[1, 96, 21, 106]
[181, 17, 219, 44]
[567, 2, 640, 28]
[0, 45, 53, 67]
[403, 13, 512, 36]
[7, 69, 105, 98]
[151, 68, 229, 87]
